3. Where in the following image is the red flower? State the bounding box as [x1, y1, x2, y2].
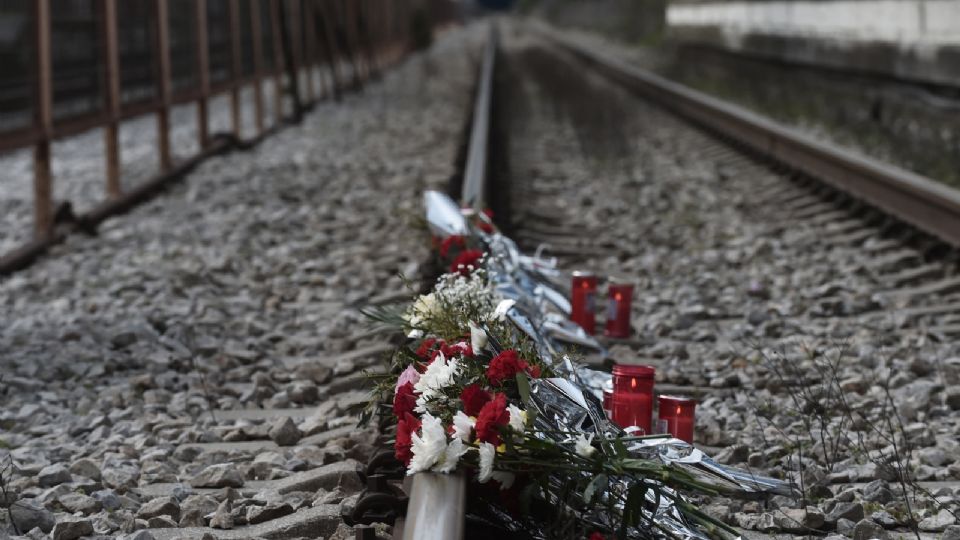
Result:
[482, 208, 494, 218]
[415, 338, 441, 360]
[439, 235, 466, 258]
[460, 384, 492, 417]
[395, 412, 421, 466]
[415, 338, 435, 359]
[450, 249, 484, 276]
[475, 393, 509, 445]
[486, 350, 531, 386]
[393, 382, 418, 418]
[589, 533, 606, 540]
[477, 221, 495, 234]
[528, 364, 541, 378]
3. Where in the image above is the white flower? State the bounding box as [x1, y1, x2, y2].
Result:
[434, 437, 467, 474]
[477, 442, 496, 483]
[413, 353, 460, 413]
[507, 404, 527, 433]
[408, 413, 468, 475]
[452, 411, 475, 442]
[469, 322, 488, 353]
[575, 434, 596, 458]
[408, 414, 448, 474]
[407, 293, 439, 328]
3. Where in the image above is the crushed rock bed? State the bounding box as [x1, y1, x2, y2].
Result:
[0, 26, 482, 540]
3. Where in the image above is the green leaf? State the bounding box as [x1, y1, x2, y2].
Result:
[515, 372, 531, 407]
[613, 437, 628, 460]
[618, 482, 647, 539]
[583, 473, 608, 505]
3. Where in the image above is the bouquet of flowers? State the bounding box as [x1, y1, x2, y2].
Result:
[362, 192, 792, 539]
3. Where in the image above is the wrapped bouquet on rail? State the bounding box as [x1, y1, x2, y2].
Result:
[361, 191, 797, 539]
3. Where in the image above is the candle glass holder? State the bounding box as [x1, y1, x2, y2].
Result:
[604, 281, 634, 338]
[657, 395, 696, 444]
[610, 364, 655, 433]
[570, 271, 598, 335]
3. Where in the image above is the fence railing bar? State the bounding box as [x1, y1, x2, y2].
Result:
[33, 0, 53, 238]
[102, 0, 122, 199]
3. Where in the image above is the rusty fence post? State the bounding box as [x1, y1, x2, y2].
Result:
[196, 0, 210, 148]
[229, 0, 243, 138]
[250, 0, 266, 135]
[269, 0, 284, 123]
[102, 0, 122, 199]
[153, 0, 173, 172]
[33, 0, 54, 238]
[303, 0, 317, 103]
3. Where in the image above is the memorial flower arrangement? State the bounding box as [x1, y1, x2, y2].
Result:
[362, 251, 741, 539]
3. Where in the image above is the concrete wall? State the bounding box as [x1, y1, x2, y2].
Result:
[529, 0, 667, 44]
[666, 0, 960, 87]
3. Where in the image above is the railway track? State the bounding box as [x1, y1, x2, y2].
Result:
[397, 20, 960, 539]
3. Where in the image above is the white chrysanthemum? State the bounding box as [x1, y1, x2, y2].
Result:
[434, 437, 467, 474]
[575, 434, 596, 458]
[477, 442, 496, 483]
[408, 413, 448, 474]
[452, 411, 475, 442]
[414, 353, 460, 413]
[469, 322, 488, 353]
[507, 404, 526, 433]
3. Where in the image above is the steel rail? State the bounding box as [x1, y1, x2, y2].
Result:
[400, 22, 500, 540]
[461, 23, 498, 209]
[543, 28, 960, 248]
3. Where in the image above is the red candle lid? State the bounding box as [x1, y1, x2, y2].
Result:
[658, 395, 696, 407]
[612, 364, 655, 378]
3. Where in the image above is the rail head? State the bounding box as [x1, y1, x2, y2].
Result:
[462, 23, 498, 210]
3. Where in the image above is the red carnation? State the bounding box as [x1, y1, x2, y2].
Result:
[395, 412, 421, 466]
[460, 384, 492, 417]
[450, 249, 484, 276]
[483, 208, 494, 218]
[439, 235, 466, 258]
[474, 393, 509, 445]
[393, 382, 418, 418]
[589, 533, 606, 540]
[486, 350, 530, 386]
[477, 221, 495, 234]
[415, 337, 441, 360]
[528, 364, 541, 378]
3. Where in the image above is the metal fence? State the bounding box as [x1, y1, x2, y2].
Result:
[0, 0, 453, 269]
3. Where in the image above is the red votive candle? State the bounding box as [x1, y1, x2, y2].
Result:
[570, 271, 598, 334]
[657, 395, 696, 443]
[604, 280, 634, 338]
[610, 364, 655, 433]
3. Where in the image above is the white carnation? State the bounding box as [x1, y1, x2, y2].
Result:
[408, 414, 448, 474]
[575, 434, 596, 458]
[507, 404, 527, 434]
[491, 471, 515, 489]
[434, 437, 467, 474]
[477, 442, 496, 483]
[452, 411, 475, 442]
[413, 353, 460, 413]
[407, 293, 439, 328]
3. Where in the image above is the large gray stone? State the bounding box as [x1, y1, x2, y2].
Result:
[191, 464, 245, 489]
[137, 495, 181, 522]
[267, 417, 302, 447]
[51, 518, 94, 540]
[9, 500, 56, 533]
[38, 463, 72, 487]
